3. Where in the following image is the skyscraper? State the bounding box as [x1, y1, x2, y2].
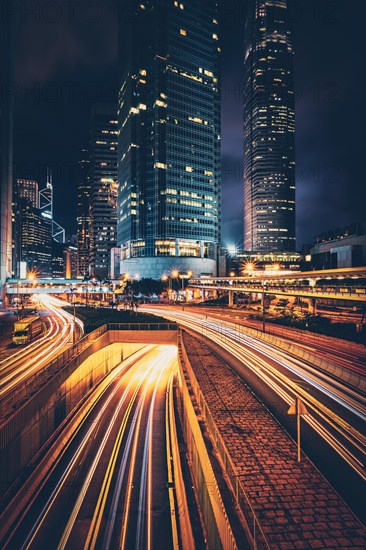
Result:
[0, 11, 13, 292]
[77, 149, 91, 277]
[18, 198, 52, 277]
[39, 174, 65, 244]
[243, 0, 296, 253]
[117, 0, 221, 279]
[89, 105, 118, 279]
[17, 179, 39, 208]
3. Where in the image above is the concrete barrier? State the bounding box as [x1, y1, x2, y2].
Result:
[177, 335, 238, 550]
[204, 319, 366, 394]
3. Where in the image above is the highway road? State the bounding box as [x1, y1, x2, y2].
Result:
[142, 307, 366, 487]
[181, 305, 366, 376]
[1, 345, 186, 550]
[0, 295, 84, 418]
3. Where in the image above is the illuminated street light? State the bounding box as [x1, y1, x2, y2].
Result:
[242, 261, 256, 273]
[227, 244, 238, 255]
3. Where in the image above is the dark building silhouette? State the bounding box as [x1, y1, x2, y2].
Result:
[0, 11, 13, 292]
[117, 0, 221, 278]
[243, 0, 296, 252]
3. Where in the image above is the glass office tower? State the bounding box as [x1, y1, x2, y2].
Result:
[118, 0, 221, 278]
[244, 0, 296, 252]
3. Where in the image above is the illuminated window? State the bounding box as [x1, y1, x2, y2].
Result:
[185, 166, 193, 172]
[154, 99, 167, 108]
[180, 29, 187, 36]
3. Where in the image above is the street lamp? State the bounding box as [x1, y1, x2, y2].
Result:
[261, 280, 266, 333]
[69, 286, 77, 345]
[288, 381, 310, 463]
[171, 269, 179, 302]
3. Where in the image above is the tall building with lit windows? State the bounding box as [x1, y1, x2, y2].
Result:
[17, 179, 39, 209]
[243, 0, 296, 252]
[117, 0, 221, 278]
[89, 105, 118, 278]
[77, 149, 91, 277]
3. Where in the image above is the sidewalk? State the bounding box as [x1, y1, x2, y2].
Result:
[182, 332, 366, 549]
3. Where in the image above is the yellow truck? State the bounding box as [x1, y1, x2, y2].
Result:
[13, 316, 43, 345]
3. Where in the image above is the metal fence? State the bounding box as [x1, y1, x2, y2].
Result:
[179, 333, 271, 550]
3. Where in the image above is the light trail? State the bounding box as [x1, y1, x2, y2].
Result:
[57, 359, 154, 550]
[3, 344, 183, 550]
[143, 307, 366, 481]
[17, 346, 155, 550]
[0, 294, 84, 406]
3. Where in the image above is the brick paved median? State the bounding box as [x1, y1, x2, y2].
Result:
[182, 332, 366, 549]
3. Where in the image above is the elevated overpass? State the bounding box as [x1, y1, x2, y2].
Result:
[5, 278, 116, 296]
[188, 267, 366, 305]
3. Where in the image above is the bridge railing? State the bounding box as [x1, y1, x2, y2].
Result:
[107, 322, 177, 331]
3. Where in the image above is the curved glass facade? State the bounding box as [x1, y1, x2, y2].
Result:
[244, 0, 296, 252]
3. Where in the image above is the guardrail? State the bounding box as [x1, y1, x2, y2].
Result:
[177, 333, 238, 550]
[179, 332, 270, 550]
[200, 319, 366, 394]
[108, 323, 177, 331]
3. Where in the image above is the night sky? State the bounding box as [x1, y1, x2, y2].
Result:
[11, 0, 366, 248]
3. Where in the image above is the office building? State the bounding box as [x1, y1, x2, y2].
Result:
[52, 240, 65, 278]
[17, 179, 39, 208]
[65, 244, 78, 279]
[310, 223, 366, 269]
[117, 0, 221, 279]
[19, 199, 52, 277]
[243, 0, 296, 252]
[0, 13, 13, 292]
[39, 174, 65, 244]
[89, 105, 118, 279]
[77, 149, 91, 277]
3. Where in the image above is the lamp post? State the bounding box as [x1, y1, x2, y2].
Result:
[287, 381, 309, 463]
[70, 286, 77, 345]
[171, 269, 179, 303]
[261, 280, 267, 333]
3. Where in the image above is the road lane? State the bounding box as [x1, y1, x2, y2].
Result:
[142, 307, 366, 483]
[0, 295, 84, 414]
[2, 345, 180, 550]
